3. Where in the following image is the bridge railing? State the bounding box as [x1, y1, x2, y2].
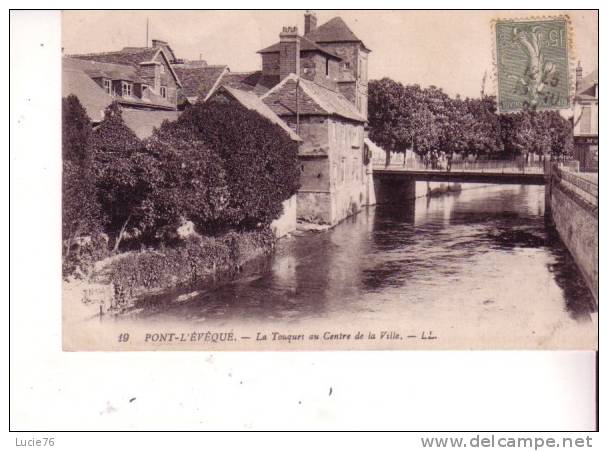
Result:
[553, 165, 598, 208]
[374, 159, 546, 174]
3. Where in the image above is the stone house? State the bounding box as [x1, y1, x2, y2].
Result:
[256, 14, 372, 225]
[572, 63, 598, 172]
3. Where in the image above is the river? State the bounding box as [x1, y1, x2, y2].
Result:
[125, 184, 598, 350]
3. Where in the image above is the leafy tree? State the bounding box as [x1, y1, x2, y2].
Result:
[163, 99, 300, 230]
[62, 95, 101, 245]
[142, 129, 230, 239]
[90, 102, 154, 251]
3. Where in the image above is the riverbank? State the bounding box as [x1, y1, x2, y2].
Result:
[63, 228, 275, 321]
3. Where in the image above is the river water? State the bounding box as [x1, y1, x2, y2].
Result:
[128, 184, 597, 349]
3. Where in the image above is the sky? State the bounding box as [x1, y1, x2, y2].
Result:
[62, 10, 598, 99]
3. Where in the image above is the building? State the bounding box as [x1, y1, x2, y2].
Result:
[68, 40, 182, 108]
[258, 14, 371, 225]
[572, 63, 598, 172]
[62, 40, 183, 138]
[174, 12, 372, 226]
[64, 12, 373, 227]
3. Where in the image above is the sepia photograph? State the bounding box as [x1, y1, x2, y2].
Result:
[58, 10, 598, 351]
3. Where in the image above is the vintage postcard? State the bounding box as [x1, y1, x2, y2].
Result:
[61, 10, 598, 351]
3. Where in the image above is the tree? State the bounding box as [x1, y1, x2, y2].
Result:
[537, 111, 574, 158]
[368, 79, 439, 164]
[163, 99, 300, 230]
[90, 102, 154, 251]
[143, 129, 230, 239]
[62, 95, 101, 246]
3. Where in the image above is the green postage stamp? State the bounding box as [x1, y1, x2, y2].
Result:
[495, 17, 572, 112]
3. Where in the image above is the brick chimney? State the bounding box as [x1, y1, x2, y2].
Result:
[151, 39, 176, 62]
[279, 26, 300, 80]
[304, 11, 317, 34]
[576, 61, 583, 90]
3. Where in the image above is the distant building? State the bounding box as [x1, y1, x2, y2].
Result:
[573, 63, 598, 172]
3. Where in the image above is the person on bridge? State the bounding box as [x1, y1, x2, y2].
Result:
[446, 152, 453, 172]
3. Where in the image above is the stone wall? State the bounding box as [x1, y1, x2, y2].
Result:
[327, 117, 367, 224]
[262, 53, 280, 76]
[550, 180, 598, 303]
[270, 195, 297, 238]
[297, 191, 333, 224]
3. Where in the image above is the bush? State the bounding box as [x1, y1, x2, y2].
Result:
[142, 131, 230, 240]
[97, 228, 275, 306]
[159, 99, 300, 230]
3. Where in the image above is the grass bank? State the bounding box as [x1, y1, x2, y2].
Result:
[65, 228, 275, 317]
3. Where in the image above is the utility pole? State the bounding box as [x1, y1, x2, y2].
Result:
[146, 18, 149, 47]
[481, 70, 487, 98]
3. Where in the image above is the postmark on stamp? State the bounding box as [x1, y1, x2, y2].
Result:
[495, 17, 572, 112]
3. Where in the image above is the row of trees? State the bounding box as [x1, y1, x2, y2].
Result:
[367, 78, 573, 162]
[62, 95, 300, 263]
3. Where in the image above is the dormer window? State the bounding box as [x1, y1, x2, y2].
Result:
[159, 64, 165, 74]
[103, 79, 111, 95]
[160, 86, 167, 98]
[122, 82, 132, 97]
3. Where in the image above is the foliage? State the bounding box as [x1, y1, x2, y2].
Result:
[368, 77, 572, 159]
[98, 228, 275, 307]
[500, 110, 573, 157]
[90, 102, 155, 249]
[158, 99, 300, 229]
[142, 130, 230, 239]
[62, 96, 104, 277]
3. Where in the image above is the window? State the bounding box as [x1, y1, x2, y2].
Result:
[160, 86, 167, 98]
[141, 85, 148, 96]
[103, 79, 111, 95]
[343, 62, 351, 70]
[122, 82, 132, 97]
[325, 58, 329, 76]
[159, 64, 165, 74]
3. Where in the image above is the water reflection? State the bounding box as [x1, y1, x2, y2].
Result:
[131, 184, 596, 336]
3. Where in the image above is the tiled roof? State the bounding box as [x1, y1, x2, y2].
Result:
[261, 74, 366, 123]
[213, 86, 302, 142]
[70, 47, 160, 68]
[258, 35, 341, 59]
[69, 47, 182, 87]
[62, 67, 113, 123]
[221, 71, 261, 92]
[173, 65, 228, 101]
[122, 109, 181, 139]
[63, 58, 176, 111]
[576, 69, 598, 97]
[220, 71, 280, 96]
[63, 57, 142, 83]
[305, 17, 370, 51]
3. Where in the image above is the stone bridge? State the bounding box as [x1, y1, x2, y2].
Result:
[372, 160, 551, 204]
